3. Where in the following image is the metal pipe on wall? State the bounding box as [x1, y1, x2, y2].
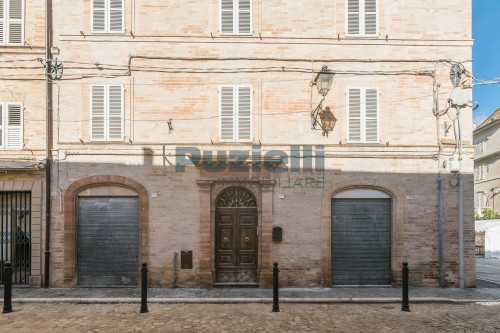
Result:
[44, 0, 53, 289]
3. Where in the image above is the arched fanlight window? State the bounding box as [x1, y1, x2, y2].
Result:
[215, 186, 257, 208]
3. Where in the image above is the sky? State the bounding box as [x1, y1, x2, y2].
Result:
[472, 0, 500, 125]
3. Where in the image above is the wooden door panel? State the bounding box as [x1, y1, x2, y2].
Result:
[216, 208, 258, 283]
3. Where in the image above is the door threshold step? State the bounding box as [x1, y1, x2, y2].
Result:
[213, 282, 260, 288]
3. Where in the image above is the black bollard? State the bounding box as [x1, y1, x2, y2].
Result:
[140, 262, 148, 313]
[2, 261, 13, 314]
[401, 262, 410, 312]
[272, 262, 279, 312]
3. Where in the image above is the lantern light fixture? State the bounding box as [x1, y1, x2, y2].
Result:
[313, 65, 335, 97]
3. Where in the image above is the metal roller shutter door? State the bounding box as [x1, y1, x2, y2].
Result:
[331, 199, 391, 285]
[77, 197, 139, 286]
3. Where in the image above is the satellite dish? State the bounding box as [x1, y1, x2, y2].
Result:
[450, 64, 462, 87]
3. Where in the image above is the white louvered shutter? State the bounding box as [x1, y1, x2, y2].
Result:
[0, 104, 3, 147]
[220, 86, 235, 141]
[0, 0, 5, 44]
[364, 0, 377, 35]
[109, 0, 124, 33]
[365, 88, 378, 142]
[6, 103, 22, 148]
[91, 85, 106, 140]
[237, 86, 251, 141]
[347, 0, 360, 35]
[348, 89, 361, 141]
[92, 0, 106, 32]
[108, 85, 123, 140]
[7, 0, 22, 44]
[221, 0, 234, 34]
[238, 0, 251, 34]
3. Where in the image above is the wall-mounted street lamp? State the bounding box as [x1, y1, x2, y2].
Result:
[310, 65, 335, 136]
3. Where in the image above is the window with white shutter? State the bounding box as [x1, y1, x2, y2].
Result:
[220, 0, 252, 35]
[475, 193, 485, 208]
[0, 0, 24, 45]
[346, 0, 377, 36]
[92, 0, 124, 33]
[0, 102, 23, 149]
[475, 139, 484, 155]
[347, 88, 379, 143]
[90, 84, 124, 141]
[219, 85, 252, 142]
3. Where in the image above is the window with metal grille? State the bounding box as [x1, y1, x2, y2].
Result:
[0, 192, 31, 285]
[90, 85, 124, 141]
[220, 0, 252, 35]
[347, 88, 379, 143]
[346, 0, 378, 36]
[0, 102, 23, 149]
[0, 0, 25, 45]
[219, 85, 252, 142]
[92, 0, 124, 33]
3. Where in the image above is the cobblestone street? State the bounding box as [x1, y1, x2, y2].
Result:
[1, 303, 500, 332]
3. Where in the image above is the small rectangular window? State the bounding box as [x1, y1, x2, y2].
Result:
[346, 0, 378, 36]
[220, 0, 252, 35]
[219, 85, 252, 142]
[475, 139, 484, 155]
[92, 0, 124, 33]
[0, 0, 25, 45]
[0, 102, 24, 149]
[347, 88, 379, 143]
[90, 84, 124, 141]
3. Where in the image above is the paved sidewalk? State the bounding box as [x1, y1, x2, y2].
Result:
[2, 287, 500, 304]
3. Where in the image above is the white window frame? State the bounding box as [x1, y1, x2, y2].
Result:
[475, 164, 485, 181]
[89, 84, 124, 141]
[345, 0, 378, 37]
[218, 85, 253, 142]
[475, 139, 484, 155]
[219, 0, 253, 36]
[1, 0, 25, 45]
[346, 87, 380, 143]
[0, 102, 24, 149]
[91, 0, 125, 34]
[475, 193, 485, 208]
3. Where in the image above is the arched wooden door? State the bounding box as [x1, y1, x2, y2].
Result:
[215, 187, 258, 285]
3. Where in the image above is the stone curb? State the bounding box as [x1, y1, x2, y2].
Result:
[11, 297, 500, 304]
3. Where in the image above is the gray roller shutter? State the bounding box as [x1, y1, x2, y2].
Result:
[77, 197, 139, 286]
[331, 199, 391, 285]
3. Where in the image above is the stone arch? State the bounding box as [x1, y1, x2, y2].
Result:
[320, 179, 405, 286]
[63, 175, 149, 285]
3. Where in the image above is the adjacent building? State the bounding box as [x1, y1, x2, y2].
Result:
[1, 0, 475, 288]
[474, 109, 500, 217]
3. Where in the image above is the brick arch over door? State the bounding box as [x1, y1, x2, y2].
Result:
[63, 175, 149, 285]
[320, 179, 405, 287]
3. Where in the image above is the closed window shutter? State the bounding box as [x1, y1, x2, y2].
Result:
[237, 86, 251, 141]
[348, 89, 361, 141]
[364, 0, 377, 35]
[109, 0, 124, 32]
[220, 86, 235, 141]
[0, 0, 5, 44]
[6, 103, 22, 148]
[347, 0, 360, 35]
[108, 85, 123, 140]
[91, 85, 106, 140]
[92, 0, 106, 32]
[0, 104, 3, 147]
[365, 88, 378, 142]
[7, 0, 22, 44]
[221, 0, 234, 34]
[238, 0, 251, 34]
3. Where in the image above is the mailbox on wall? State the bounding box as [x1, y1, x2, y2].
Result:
[272, 227, 282, 241]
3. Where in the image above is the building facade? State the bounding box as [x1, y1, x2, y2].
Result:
[1, 0, 475, 288]
[474, 109, 500, 217]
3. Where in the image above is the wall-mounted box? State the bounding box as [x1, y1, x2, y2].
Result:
[272, 227, 282, 241]
[181, 250, 193, 269]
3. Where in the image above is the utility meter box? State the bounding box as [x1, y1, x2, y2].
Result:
[448, 89, 470, 107]
[450, 160, 461, 173]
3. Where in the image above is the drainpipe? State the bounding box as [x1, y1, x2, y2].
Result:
[44, 0, 52, 288]
[457, 105, 464, 288]
[434, 73, 444, 288]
